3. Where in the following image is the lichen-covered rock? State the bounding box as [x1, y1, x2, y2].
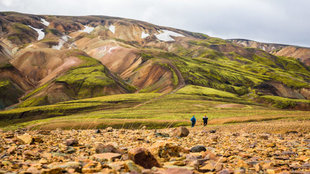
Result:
[150, 141, 185, 161]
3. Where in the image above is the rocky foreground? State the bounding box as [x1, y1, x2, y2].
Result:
[0, 123, 310, 174]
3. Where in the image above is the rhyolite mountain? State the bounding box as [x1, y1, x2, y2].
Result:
[229, 39, 310, 66]
[0, 12, 310, 110]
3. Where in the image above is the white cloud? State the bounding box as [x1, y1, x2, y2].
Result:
[1, 0, 14, 7]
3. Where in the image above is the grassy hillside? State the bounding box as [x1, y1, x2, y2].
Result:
[1, 85, 309, 130]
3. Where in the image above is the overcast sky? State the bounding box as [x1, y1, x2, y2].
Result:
[0, 0, 309, 47]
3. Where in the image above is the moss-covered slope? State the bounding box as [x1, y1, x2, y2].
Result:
[19, 55, 136, 107]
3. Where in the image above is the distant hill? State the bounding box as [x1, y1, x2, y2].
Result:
[228, 39, 310, 66]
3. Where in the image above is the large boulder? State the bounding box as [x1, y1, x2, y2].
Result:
[128, 148, 160, 169]
[17, 134, 34, 145]
[171, 127, 189, 137]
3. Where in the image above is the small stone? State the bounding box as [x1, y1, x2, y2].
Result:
[211, 135, 218, 142]
[23, 150, 38, 159]
[190, 145, 207, 152]
[106, 127, 113, 132]
[232, 133, 240, 136]
[95, 143, 120, 153]
[266, 169, 275, 174]
[128, 148, 160, 169]
[199, 160, 221, 172]
[65, 146, 76, 154]
[3, 131, 14, 138]
[82, 162, 102, 173]
[254, 163, 262, 172]
[209, 130, 216, 133]
[302, 163, 310, 169]
[124, 160, 143, 173]
[39, 159, 48, 164]
[160, 168, 193, 174]
[186, 153, 202, 162]
[94, 129, 101, 134]
[92, 153, 122, 162]
[259, 134, 269, 140]
[48, 161, 81, 170]
[2, 160, 12, 167]
[171, 127, 189, 137]
[218, 169, 233, 174]
[234, 168, 246, 174]
[286, 131, 298, 134]
[33, 137, 43, 143]
[155, 132, 170, 138]
[41, 168, 63, 174]
[26, 167, 41, 174]
[38, 130, 50, 135]
[173, 161, 186, 166]
[201, 151, 218, 161]
[266, 143, 276, 147]
[108, 161, 125, 171]
[7, 146, 16, 154]
[65, 139, 78, 146]
[249, 143, 257, 148]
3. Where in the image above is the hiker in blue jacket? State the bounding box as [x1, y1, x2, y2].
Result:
[191, 116, 196, 127]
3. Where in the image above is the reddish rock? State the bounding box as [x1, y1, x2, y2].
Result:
[65, 139, 78, 146]
[128, 148, 160, 169]
[171, 127, 189, 137]
[95, 143, 120, 153]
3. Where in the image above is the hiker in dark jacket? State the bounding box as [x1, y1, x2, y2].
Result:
[191, 116, 196, 127]
[203, 115, 208, 126]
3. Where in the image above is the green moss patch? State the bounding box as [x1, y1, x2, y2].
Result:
[177, 85, 239, 99]
[260, 95, 310, 109]
[0, 79, 24, 109]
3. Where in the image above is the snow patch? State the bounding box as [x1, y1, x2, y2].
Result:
[40, 18, 50, 26]
[98, 46, 107, 57]
[81, 26, 94, 33]
[141, 31, 150, 39]
[95, 46, 119, 57]
[109, 25, 115, 34]
[108, 46, 118, 53]
[28, 25, 45, 40]
[26, 44, 33, 48]
[52, 35, 70, 50]
[155, 30, 184, 42]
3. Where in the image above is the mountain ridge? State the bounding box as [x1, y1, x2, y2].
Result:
[0, 11, 309, 112]
[229, 39, 310, 66]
